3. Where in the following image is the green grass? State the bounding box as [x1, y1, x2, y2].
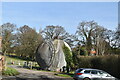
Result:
[54, 73, 74, 78]
[2, 67, 19, 76]
[6, 56, 26, 66]
[6, 56, 39, 67]
[54, 73, 74, 77]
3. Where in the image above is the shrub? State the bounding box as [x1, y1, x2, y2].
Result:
[63, 44, 73, 67]
[2, 67, 19, 76]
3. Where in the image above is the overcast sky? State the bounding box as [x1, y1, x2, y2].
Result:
[2, 2, 118, 34]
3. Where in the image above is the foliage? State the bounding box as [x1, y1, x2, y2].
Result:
[62, 44, 73, 67]
[1, 23, 16, 54]
[1, 21, 120, 62]
[14, 25, 43, 60]
[1, 22, 120, 79]
[2, 67, 19, 76]
[74, 55, 120, 79]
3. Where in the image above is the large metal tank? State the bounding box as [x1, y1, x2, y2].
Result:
[36, 39, 71, 71]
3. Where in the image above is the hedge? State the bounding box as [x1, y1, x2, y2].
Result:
[75, 55, 120, 79]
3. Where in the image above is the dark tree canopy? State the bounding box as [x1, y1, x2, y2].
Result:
[14, 25, 43, 60]
[1, 23, 16, 54]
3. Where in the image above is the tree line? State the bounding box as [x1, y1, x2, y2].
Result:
[1, 21, 120, 61]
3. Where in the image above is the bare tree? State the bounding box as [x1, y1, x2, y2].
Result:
[115, 25, 120, 48]
[41, 25, 69, 40]
[76, 21, 111, 55]
[76, 21, 98, 55]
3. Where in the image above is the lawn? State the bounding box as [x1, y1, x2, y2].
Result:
[2, 67, 19, 76]
[6, 56, 39, 67]
[6, 56, 26, 66]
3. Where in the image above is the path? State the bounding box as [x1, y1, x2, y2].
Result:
[2, 65, 73, 80]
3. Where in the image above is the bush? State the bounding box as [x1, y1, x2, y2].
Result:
[63, 44, 73, 67]
[2, 67, 19, 76]
[75, 55, 120, 79]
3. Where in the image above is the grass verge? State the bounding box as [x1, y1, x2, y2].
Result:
[54, 73, 74, 77]
[2, 67, 19, 76]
